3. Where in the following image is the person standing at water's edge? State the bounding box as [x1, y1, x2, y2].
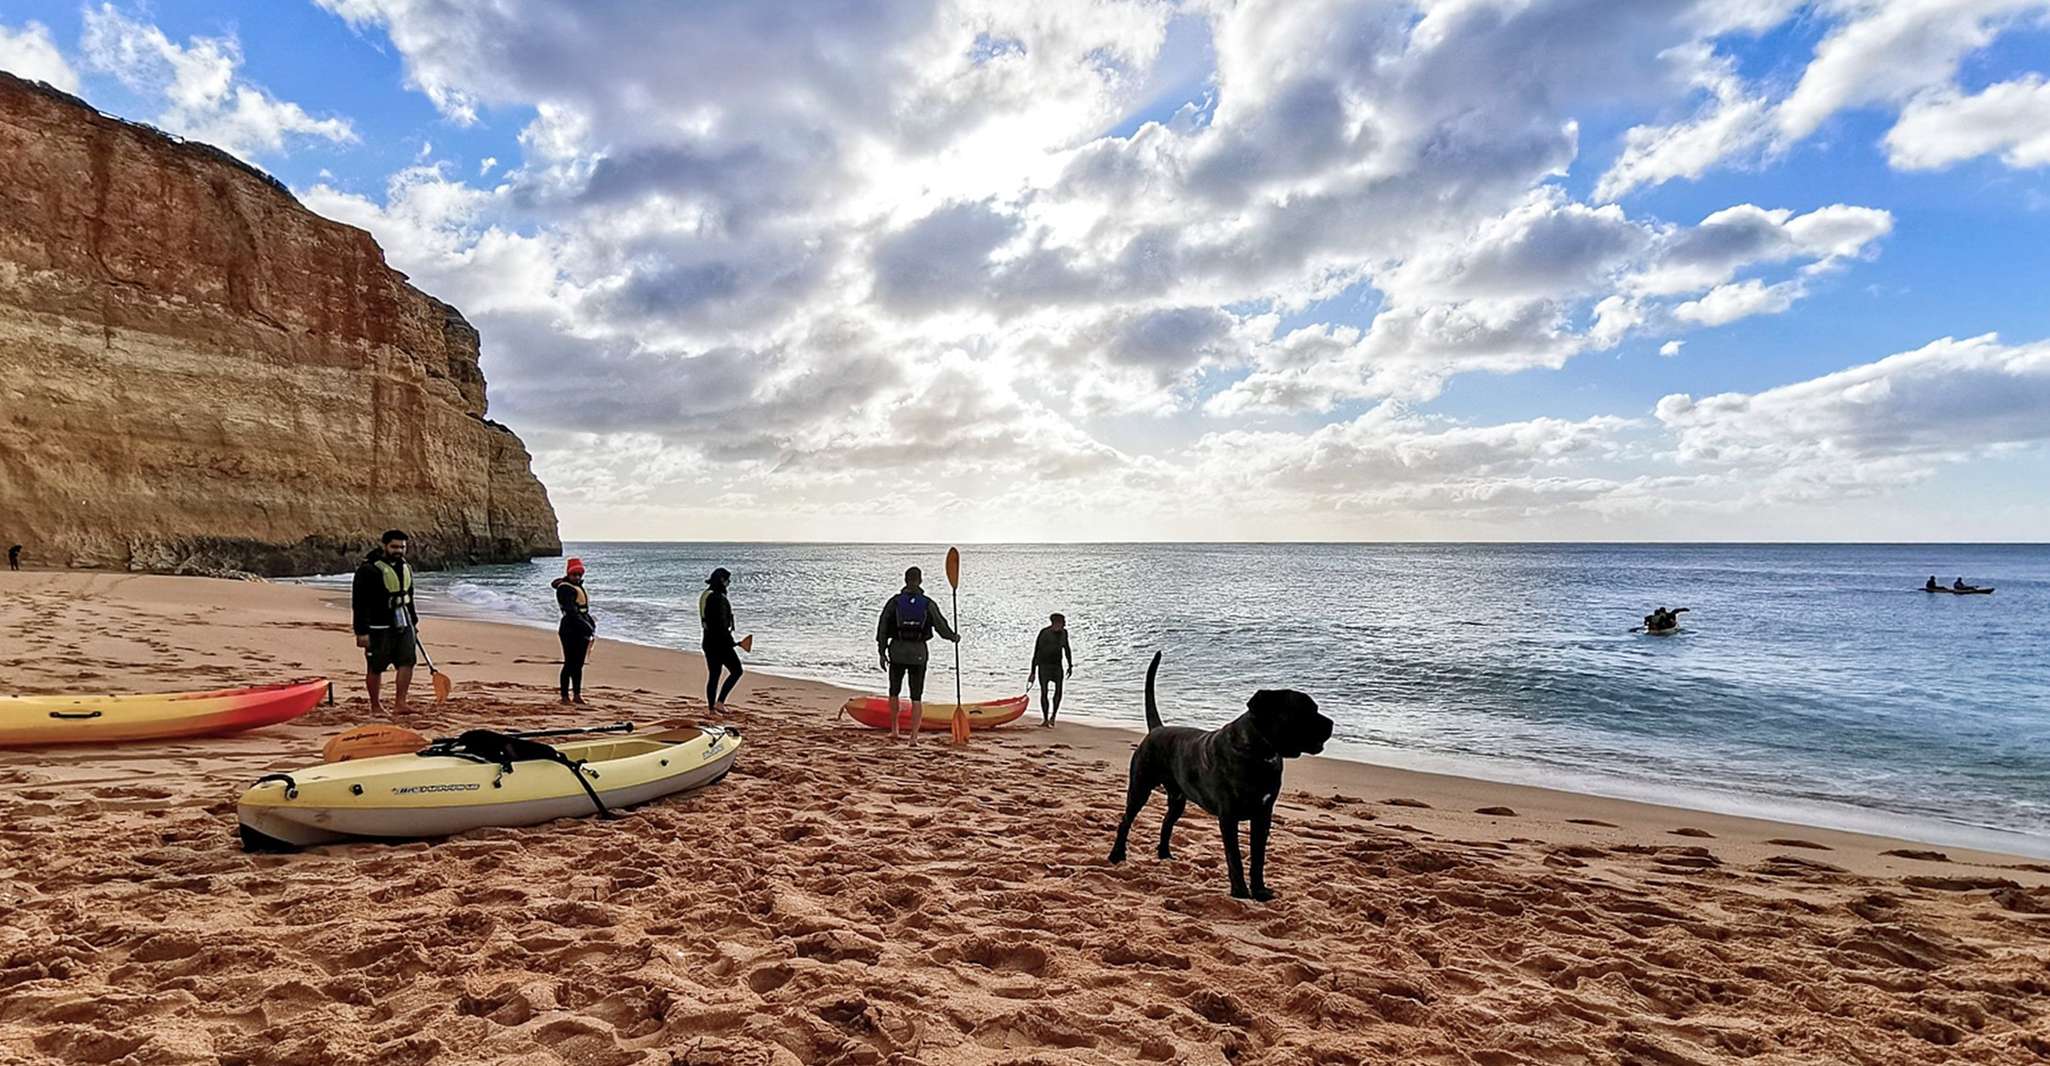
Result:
[1030, 613, 1074, 726]
[6, 544, 19, 571]
[552, 558, 595, 704]
[700, 568, 744, 713]
[876, 566, 958, 743]
[351, 530, 417, 716]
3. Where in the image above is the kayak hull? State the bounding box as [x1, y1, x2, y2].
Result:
[841, 695, 1029, 730]
[0, 679, 328, 747]
[236, 726, 741, 848]
[1923, 587, 1994, 595]
[1645, 626, 1682, 635]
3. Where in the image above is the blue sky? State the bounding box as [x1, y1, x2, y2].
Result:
[4, 1, 2050, 541]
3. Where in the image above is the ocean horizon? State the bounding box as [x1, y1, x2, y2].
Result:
[309, 540, 2050, 857]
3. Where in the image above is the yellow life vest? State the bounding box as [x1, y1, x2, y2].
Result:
[373, 559, 414, 613]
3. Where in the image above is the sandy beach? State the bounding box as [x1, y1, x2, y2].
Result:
[2, 569, 2047, 1065]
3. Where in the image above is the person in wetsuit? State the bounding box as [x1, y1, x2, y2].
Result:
[876, 566, 958, 742]
[1029, 613, 1074, 726]
[6, 544, 19, 571]
[1926, 576, 1940, 592]
[1643, 606, 1679, 632]
[552, 558, 595, 704]
[1953, 577, 1972, 591]
[700, 568, 743, 712]
[351, 530, 417, 716]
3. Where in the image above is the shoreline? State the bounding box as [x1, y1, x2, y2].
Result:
[5, 567, 2049, 1064]
[304, 570, 2050, 862]
[15, 567, 2050, 869]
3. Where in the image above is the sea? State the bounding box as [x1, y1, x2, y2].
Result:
[306, 543, 2050, 857]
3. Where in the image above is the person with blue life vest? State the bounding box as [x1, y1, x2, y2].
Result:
[875, 565, 958, 742]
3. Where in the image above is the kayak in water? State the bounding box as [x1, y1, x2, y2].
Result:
[1922, 586, 1995, 595]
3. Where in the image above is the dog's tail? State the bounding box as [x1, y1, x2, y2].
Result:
[1144, 651, 1163, 731]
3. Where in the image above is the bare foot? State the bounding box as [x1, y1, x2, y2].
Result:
[573, 696, 588, 705]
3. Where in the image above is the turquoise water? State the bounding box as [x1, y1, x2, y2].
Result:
[318, 543, 2050, 855]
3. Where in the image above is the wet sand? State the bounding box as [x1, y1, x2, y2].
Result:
[2, 570, 2047, 1065]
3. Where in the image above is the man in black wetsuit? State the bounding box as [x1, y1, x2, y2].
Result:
[351, 530, 417, 716]
[1029, 613, 1074, 726]
[876, 566, 958, 743]
[700, 568, 743, 712]
[6, 544, 19, 571]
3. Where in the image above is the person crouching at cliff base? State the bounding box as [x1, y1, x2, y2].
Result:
[552, 558, 595, 704]
[352, 530, 418, 716]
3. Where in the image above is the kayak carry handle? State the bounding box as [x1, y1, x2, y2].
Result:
[48, 710, 103, 720]
[253, 773, 299, 800]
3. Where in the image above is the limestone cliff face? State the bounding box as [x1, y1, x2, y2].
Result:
[0, 72, 560, 576]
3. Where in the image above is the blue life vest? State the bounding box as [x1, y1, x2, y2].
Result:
[895, 593, 930, 640]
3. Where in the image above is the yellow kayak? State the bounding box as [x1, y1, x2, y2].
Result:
[0, 679, 328, 747]
[237, 724, 740, 849]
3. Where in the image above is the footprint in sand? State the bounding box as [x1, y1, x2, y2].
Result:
[1383, 798, 1432, 809]
[1765, 838, 1832, 851]
[1881, 849, 1950, 863]
[1669, 827, 1715, 838]
[1567, 818, 1618, 828]
[1474, 806, 1517, 817]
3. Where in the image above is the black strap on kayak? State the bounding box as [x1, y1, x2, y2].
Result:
[254, 772, 299, 800]
[415, 729, 613, 819]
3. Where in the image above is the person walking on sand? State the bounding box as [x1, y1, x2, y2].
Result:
[7, 544, 19, 571]
[351, 530, 418, 716]
[1029, 613, 1074, 726]
[552, 558, 596, 704]
[876, 565, 958, 742]
[700, 568, 744, 712]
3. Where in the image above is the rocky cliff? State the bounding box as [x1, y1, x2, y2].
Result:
[0, 72, 560, 576]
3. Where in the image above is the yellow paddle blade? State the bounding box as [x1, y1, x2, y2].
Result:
[945, 546, 960, 588]
[951, 706, 969, 745]
[323, 723, 427, 762]
[739, 634, 754, 653]
[431, 670, 453, 705]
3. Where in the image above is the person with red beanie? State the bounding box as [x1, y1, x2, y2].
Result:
[551, 557, 596, 703]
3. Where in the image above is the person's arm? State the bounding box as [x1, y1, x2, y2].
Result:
[1064, 631, 1074, 675]
[350, 566, 375, 638]
[718, 593, 737, 645]
[876, 600, 894, 667]
[930, 601, 958, 643]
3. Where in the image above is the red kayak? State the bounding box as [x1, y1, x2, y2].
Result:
[840, 694, 1029, 731]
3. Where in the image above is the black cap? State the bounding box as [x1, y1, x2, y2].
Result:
[708, 567, 731, 586]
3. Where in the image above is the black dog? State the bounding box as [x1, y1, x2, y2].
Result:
[1108, 651, 1332, 900]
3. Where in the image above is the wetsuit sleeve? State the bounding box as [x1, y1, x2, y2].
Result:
[876, 597, 895, 649]
[350, 564, 379, 635]
[713, 591, 735, 644]
[929, 600, 958, 642]
[1063, 631, 1073, 665]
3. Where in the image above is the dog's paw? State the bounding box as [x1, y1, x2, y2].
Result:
[1155, 848, 1173, 860]
[1251, 886, 1276, 902]
[1107, 848, 1127, 865]
[1229, 885, 1251, 900]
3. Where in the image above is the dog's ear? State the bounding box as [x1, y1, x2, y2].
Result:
[1246, 690, 1289, 750]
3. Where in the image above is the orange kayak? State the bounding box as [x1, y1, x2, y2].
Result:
[841, 694, 1028, 731]
[0, 678, 328, 747]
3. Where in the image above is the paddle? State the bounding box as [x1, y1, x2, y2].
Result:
[413, 631, 453, 704]
[322, 721, 634, 763]
[946, 546, 967, 746]
[739, 634, 754, 653]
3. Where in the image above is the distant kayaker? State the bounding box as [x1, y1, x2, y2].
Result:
[1029, 613, 1074, 726]
[1926, 576, 1940, 592]
[700, 567, 743, 713]
[351, 530, 418, 716]
[552, 558, 595, 704]
[1953, 577, 1972, 591]
[6, 544, 18, 571]
[876, 566, 958, 742]
[1643, 606, 1686, 632]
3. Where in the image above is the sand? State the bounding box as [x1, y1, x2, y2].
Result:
[2, 569, 2047, 1065]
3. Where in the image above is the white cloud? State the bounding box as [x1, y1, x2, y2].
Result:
[0, 19, 80, 93]
[79, 4, 355, 161]
[1660, 340, 1685, 357]
[1674, 278, 1805, 326]
[1777, 0, 2047, 142]
[1885, 76, 2050, 170]
[479, 155, 498, 175]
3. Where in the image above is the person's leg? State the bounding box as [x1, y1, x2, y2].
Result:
[1039, 675, 1051, 724]
[365, 669, 383, 715]
[907, 665, 926, 743]
[1050, 673, 1064, 724]
[567, 638, 587, 702]
[704, 648, 723, 711]
[559, 631, 576, 702]
[365, 635, 386, 714]
[715, 647, 743, 708]
[887, 663, 905, 740]
[393, 667, 413, 714]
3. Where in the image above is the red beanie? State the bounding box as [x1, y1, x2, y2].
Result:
[565, 557, 585, 576]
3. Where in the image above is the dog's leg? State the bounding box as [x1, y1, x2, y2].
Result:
[1156, 789, 1186, 859]
[1220, 818, 1249, 898]
[1248, 805, 1275, 902]
[1108, 768, 1152, 864]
